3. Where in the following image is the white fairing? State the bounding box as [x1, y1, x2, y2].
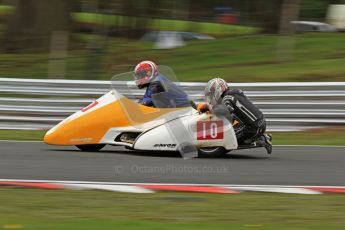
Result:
[65, 90, 239, 151]
[98, 107, 194, 146]
[133, 113, 238, 151]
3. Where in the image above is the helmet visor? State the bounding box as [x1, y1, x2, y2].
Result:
[134, 69, 151, 80]
[206, 84, 220, 105]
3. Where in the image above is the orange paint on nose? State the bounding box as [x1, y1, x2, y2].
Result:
[44, 97, 179, 146]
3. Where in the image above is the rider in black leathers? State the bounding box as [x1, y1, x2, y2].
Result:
[198, 78, 272, 154]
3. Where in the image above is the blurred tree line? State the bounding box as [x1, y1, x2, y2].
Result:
[1, 0, 343, 53]
[2, 0, 71, 52]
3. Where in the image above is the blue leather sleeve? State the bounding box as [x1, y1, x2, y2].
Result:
[138, 87, 153, 106]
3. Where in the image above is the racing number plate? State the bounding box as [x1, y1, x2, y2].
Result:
[197, 120, 224, 140]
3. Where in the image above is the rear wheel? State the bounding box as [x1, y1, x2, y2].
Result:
[76, 144, 105, 152]
[198, 147, 227, 158]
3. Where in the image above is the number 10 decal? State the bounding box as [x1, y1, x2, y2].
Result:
[197, 121, 224, 140]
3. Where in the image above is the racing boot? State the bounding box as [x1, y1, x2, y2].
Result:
[263, 134, 272, 154]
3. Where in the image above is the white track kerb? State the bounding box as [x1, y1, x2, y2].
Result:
[0, 179, 345, 195]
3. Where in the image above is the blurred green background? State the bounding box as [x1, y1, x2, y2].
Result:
[0, 2, 344, 230]
[0, 0, 343, 82]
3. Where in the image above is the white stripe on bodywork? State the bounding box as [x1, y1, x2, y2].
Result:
[235, 100, 257, 121]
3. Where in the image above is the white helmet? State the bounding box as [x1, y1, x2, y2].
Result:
[204, 78, 229, 105]
[134, 60, 159, 88]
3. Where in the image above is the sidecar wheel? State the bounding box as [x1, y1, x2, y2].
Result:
[76, 144, 105, 152]
[198, 147, 227, 158]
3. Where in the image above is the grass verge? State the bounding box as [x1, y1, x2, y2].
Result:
[0, 130, 46, 141]
[0, 128, 344, 146]
[271, 127, 345, 146]
[0, 189, 344, 230]
[0, 33, 344, 82]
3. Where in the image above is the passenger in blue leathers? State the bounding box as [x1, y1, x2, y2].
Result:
[134, 61, 190, 108]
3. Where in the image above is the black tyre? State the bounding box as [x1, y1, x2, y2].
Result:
[198, 147, 227, 158]
[76, 144, 105, 152]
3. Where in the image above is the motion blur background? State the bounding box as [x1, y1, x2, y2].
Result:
[0, 0, 344, 136]
[0, 0, 344, 81]
[0, 2, 345, 230]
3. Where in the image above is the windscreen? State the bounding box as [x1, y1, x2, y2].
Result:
[111, 65, 192, 108]
[111, 65, 198, 159]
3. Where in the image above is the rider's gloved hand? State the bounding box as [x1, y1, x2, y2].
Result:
[197, 103, 209, 113]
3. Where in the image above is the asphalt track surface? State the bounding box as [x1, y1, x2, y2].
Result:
[0, 141, 344, 186]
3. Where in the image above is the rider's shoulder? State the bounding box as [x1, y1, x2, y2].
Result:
[152, 74, 169, 83]
[149, 80, 163, 89]
[226, 88, 244, 95]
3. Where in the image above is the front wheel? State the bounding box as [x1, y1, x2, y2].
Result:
[198, 147, 227, 158]
[76, 144, 105, 152]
